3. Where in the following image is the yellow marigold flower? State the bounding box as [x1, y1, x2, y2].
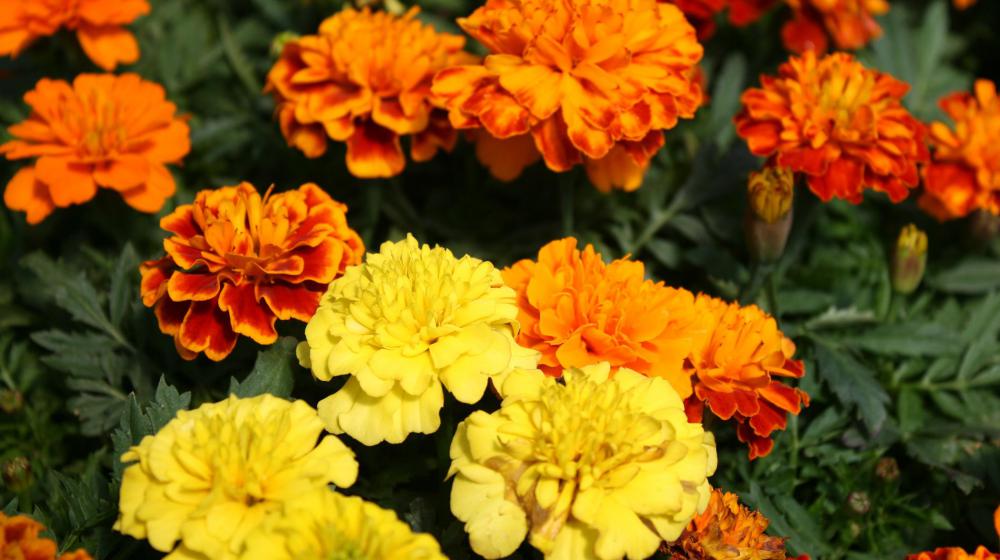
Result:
[664, 489, 789, 559]
[449, 363, 717, 560]
[265, 7, 474, 178]
[115, 394, 358, 560]
[432, 0, 704, 190]
[298, 234, 538, 445]
[242, 490, 446, 560]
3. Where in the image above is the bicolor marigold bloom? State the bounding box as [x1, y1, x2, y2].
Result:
[1, 74, 189, 224]
[684, 295, 809, 459]
[781, 0, 888, 54]
[265, 8, 473, 178]
[906, 549, 1000, 560]
[140, 182, 363, 361]
[432, 0, 704, 191]
[664, 489, 789, 559]
[0, 0, 148, 70]
[736, 51, 928, 204]
[298, 234, 538, 446]
[115, 394, 359, 560]
[502, 238, 700, 388]
[242, 490, 446, 560]
[920, 80, 1000, 220]
[449, 363, 717, 560]
[0, 513, 92, 560]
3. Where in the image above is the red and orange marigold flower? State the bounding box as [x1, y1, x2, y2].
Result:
[664, 489, 790, 559]
[906, 507, 1000, 560]
[432, 0, 705, 191]
[736, 51, 928, 204]
[0, 513, 92, 560]
[0, 0, 149, 70]
[781, 0, 888, 54]
[501, 237, 701, 386]
[265, 7, 473, 178]
[684, 294, 809, 459]
[1, 73, 190, 224]
[140, 182, 363, 361]
[665, 0, 777, 39]
[920, 80, 1000, 220]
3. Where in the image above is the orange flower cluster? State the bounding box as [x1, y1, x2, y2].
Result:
[265, 8, 472, 178]
[736, 51, 928, 204]
[503, 238, 808, 458]
[781, 0, 888, 54]
[140, 182, 363, 361]
[0, 0, 148, 70]
[664, 489, 789, 559]
[433, 0, 705, 191]
[1, 74, 190, 224]
[0, 513, 92, 560]
[920, 80, 1000, 220]
[685, 294, 809, 460]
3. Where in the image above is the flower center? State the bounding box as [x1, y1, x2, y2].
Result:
[72, 90, 129, 159]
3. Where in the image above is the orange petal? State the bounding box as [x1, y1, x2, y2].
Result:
[531, 116, 581, 172]
[218, 282, 278, 345]
[120, 164, 175, 213]
[345, 120, 405, 178]
[490, 56, 563, 120]
[34, 156, 97, 207]
[178, 300, 238, 361]
[257, 283, 322, 322]
[94, 154, 151, 191]
[475, 131, 541, 181]
[585, 145, 646, 192]
[76, 25, 140, 71]
[167, 272, 222, 302]
[154, 298, 189, 336]
[4, 167, 55, 224]
[372, 97, 428, 135]
[141, 120, 191, 164]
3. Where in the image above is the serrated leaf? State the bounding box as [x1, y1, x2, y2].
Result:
[844, 322, 962, 357]
[229, 337, 297, 398]
[109, 244, 138, 328]
[929, 258, 1000, 294]
[112, 377, 190, 481]
[815, 343, 889, 432]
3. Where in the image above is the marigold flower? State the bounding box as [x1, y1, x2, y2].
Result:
[298, 234, 538, 446]
[664, 489, 789, 559]
[684, 294, 809, 460]
[0, 0, 148, 70]
[736, 51, 928, 204]
[449, 363, 717, 560]
[746, 165, 794, 262]
[665, 0, 777, 38]
[781, 0, 888, 54]
[140, 182, 363, 361]
[906, 548, 1000, 560]
[432, 0, 704, 190]
[502, 238, 700, 388]
[242, 490, 446, 560]
[115, 394, 359, 560]
[920, 80, 1000, 220]
[0, 513, 92, 560]
[1, 74, 189, 224]
[265, 7, 472, 178]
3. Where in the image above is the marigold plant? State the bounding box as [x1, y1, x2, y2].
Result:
[242, 490, 446, 560]
[502, 237, 699, 386]
[0, 0, 148, 70]
[684, 294, 809, 459]
[140, 182, 363, 361]
[298, 234, 538, 446]
[0, 513, 92, 560]
[449, 363, 717, 560]
[432, 0, 704, 191]
[736, 51, 928, 204]
[781, 0, 888, 54]
[1, 74, 190, 224]
[265, 7, 473, 178]
[115, 394, 359, 560]
[920, 80, 1000, 220]
[664, 489, 789, 559]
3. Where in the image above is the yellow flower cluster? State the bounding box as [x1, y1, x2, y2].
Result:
[449, 363, 717, 560]
[298, 234, 538, 445]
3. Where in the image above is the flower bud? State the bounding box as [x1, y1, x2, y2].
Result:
[891, 224, 927, 294]
[875, 457, 899, 481]
[745, 166, 794, 262]
[2, 456, 31, 493]
[847, 491, 871, 515]
[0, 389, 22, 414]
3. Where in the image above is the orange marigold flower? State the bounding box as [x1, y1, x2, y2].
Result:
[0, 0, 148, 70]
[735, 51, 928, 204]
[502, 237, 699, 385]
[906, 548, 1000, 560]
[265, 7, 473, 178]
[1, 73, 190, 224]
[664, 489, 789, 559]
[0, 513, 93, 560]
[140, 182, 363, 361]
[432, 0, 704, 190]
[781, 0, 888, 54]
[920, 80, 1000, 220]
[684, 294, 809, 459]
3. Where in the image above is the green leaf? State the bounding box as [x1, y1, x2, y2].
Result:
[843, 322, 962, 357]
[111, 377, 190, 481]
[229, 337, 297, 398]
[815, 343, 890, 432]
[929, 258, 1000, 294]
[706, 53, 746, 148]
[109, 244, 138, 328]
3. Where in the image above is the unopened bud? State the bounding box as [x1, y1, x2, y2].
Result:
[2, 457, 31, 493]
[875, 457, 899, 481]
[847, 491, 871, 515]
[891, 224, 927, 294]
[745, 166, 794, 262]
[0, 389, 22, 414]
[270, 32, 300, 57]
